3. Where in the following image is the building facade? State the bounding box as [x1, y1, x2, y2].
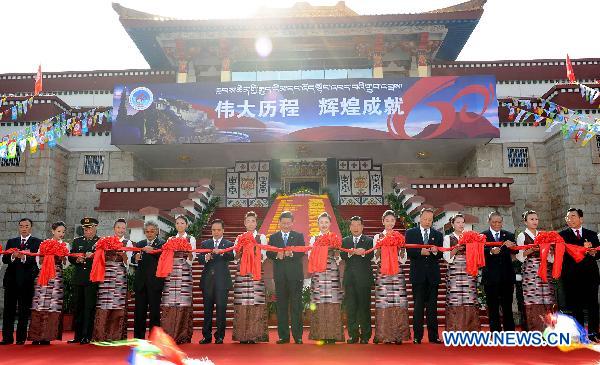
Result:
[0, 0, 599, 243]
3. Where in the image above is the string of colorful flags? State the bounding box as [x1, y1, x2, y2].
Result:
[500, 98, 600, 146]
[0, 96, 35, 121]
[0, 108, 113, 159]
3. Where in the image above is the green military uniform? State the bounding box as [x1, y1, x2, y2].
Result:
[68, 217, 100, 343]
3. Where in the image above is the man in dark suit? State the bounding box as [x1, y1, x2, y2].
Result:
[341, 216, 374, 344]
[559, 208, 599, 341]
[67, 217, 100, 345]
[406, 208, 443, 344]
[266, 211, 306, 344]
[0, 218, 42, 345]
[132, 220, 165, 340]
[481, 211, 516, 332]
[198, 219, 234, 344]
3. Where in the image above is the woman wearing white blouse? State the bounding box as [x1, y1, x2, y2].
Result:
[232, 211, 269, 344]
[516, 210, 555, 332]
[160, 215, 196, 344]
[372, 210, 410, 344]
[308, 212, 344, 344]
[442, 214, 480, 331]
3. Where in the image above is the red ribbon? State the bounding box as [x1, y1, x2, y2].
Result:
[308, 232, 342, 274]
[90, 236, 124, 283]
[375, 231, 405, 276]
[37, 239, 69, 286]
[236, 232, 263, 280]
[534, 231, 587, 282]
[458, 231, 487, 277]
[156, 237, 192, 278]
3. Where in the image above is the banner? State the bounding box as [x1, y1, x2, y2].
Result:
[258, 194, 341, 240]
[111, 75, 499, 145]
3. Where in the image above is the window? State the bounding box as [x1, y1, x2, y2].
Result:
[83, 155, 105, 175]
[503, 143, 536, 173]
[0, 148, 21, 167]
[507, 147, 529, 168]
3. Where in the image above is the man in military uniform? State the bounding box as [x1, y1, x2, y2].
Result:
[67, 217, 100, 345]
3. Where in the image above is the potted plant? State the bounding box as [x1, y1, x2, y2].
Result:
[61, 264, 75, 331]
[266, 290, 277, 326]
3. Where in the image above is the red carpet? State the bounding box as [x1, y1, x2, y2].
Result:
[1, 330, 599, 365]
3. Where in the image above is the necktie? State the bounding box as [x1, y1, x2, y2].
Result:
[423, 229, 429, 244]
[214, 239, 219, 249]
[283, 233, 288, 246]
[576, 230, 581, 240]
[20, 238, 26, 249]
[494, 232, 500, 242]
[353, 236, 359, 248]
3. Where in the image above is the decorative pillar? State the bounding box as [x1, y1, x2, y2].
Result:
[417, 52, 431, 77]
[372, 52, 384, 79]
[176, 59, 188, 83]
[175, 39, 188, 83]
[417, 32, 432, 77]
[372, 34, 385, 79]
[220, 39, 232, 82]
[221, 56, 231, 82]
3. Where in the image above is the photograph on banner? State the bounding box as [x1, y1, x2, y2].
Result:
[111, 75, 499, 145]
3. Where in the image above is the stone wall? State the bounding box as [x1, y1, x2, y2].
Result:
[0, 148, 68, 243]
[65, 151, 150, 239]
[459, 135, 600, 233]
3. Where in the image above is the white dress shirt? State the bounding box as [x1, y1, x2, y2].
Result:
[12, 235, 31, 263]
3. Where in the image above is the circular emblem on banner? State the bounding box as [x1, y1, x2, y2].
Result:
[129, 87, 154, 111]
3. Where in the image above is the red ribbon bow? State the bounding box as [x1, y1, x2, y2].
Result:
[376, 231, 405, 276]
[90, 236, 124, 283]
[37, 239, 69, 286]
[308, 232, 342, 274]
[156, 237, 192, 278]
[534, 231, 587, 282]
[237, 232, 263, 281]
[458, 231, 487, 277]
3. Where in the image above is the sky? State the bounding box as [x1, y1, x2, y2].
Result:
[0, 0, 597, 73]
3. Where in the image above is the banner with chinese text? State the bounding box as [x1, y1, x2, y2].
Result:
[111, 75, 498, 145]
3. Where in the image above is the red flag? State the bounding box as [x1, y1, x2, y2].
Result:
[34, 65, 43, 95]
[566, 54, 576, 83]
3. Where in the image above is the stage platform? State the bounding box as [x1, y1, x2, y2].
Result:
[0, 330, 598, 365]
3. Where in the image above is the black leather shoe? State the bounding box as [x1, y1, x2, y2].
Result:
[430, 339, 442, 344]
[40, 341, 50, 345]
[294, 339, 303, 344]
[215, 338, 223, 344]
[0, 341, 12, 345]
[80, 338, 90, 345]
[15, 340, 25, 345]
[346, 338, 358, 344]
[199, 338, 212, 344]
[413, 339, 421, 344]
[394, 341, 402, 345]
[67, 339, 80, 344]
[276, 339, 290, 344]
[360, 339, 370, 344]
